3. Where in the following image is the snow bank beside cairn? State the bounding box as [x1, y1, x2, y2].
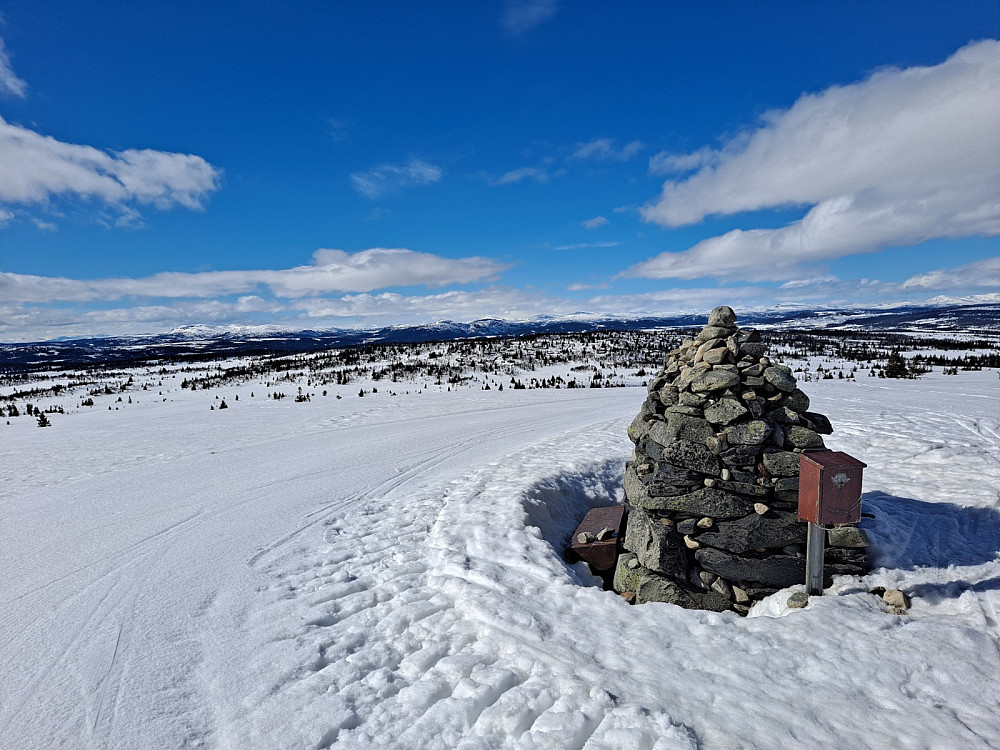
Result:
[615, 306, 867, 612]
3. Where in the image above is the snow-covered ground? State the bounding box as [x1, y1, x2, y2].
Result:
[1, 366, 999, 749]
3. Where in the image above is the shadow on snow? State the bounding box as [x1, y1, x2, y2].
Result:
[862, 490, 1000, 583]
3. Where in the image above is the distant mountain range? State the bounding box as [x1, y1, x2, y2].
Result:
[2, 301, 997, 372]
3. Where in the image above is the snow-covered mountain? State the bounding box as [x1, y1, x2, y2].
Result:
[2, 300, 996, 370]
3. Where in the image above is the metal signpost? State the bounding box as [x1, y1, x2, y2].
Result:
[797, 451, 867, 596]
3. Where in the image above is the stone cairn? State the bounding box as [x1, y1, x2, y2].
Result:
[613, 306, 868, 614]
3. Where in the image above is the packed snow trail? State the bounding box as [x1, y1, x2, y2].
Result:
[2, 372, 999, 748]
[0, 388, 638, 749]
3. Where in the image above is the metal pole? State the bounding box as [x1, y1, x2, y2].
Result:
[805, 522, 825, 595]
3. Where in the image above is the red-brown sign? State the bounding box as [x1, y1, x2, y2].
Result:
[798, 451, 867, 525]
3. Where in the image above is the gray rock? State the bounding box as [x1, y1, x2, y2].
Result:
[625, 466, 689, 509]
[613, 552, 643, 594]
[641, 395, 666, 418]
[767, 406, 802, 426]
[768, 424, 786, 449]
[696, 548, 807, 588]
[577, 532, 595, 544]
[690, 369, 742, 393]
[695, 338, 726, 361]
[740, 342, 768, 358]
[762, 451, 802, 477]
[703, 398, 749, 426]
[665, 405, 705, 417]
[624, 508, 689, 577]
[827, 526, 868, 548]
[713, 479, 771, 497]
[636, 572, 695, 606]
[676, 362, 711, 390]
[883, 589, 910, 614]
[724, 420, 773, 445]
[697, 511, 806, 554]
[786, 426, 825, 449]
[676, 518, 700, 535]
[764, 366, 797, 392]
[773, 476, 800, 503]
[711, 577, 733, 599]
[743, 398, 764, 418]
[787, 592, 810, 609]
[824, 547, 867, 566]
[637, 573, 734, 612]
[697, 325, 735, 341]
[708, 305, 737, 327]
[658, 385, 679, 407]
[678, 391, 706, 407]
[649, 413, 715, 445]
[704, 436, 725, 455]
[646, 487, 755, 519]
[804, 411, 834, 435]
[703, 347, 732, 366]
[783, 389, 810, 413]
[745, 586, 780, 600]
[720, 444, 761, 467]
[660, 439, 721, 475]
[627, 413, 652, 443]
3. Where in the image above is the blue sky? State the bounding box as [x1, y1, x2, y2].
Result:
[0, 1, 998, 341]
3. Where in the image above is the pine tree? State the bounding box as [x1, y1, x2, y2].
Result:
[37, 412, 51, 427]
[884, 349, 909, 379]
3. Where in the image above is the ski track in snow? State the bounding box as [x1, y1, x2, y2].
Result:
[1, 371, 999, 748]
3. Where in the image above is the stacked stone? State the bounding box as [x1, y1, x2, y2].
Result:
[613, 306, 867, 614]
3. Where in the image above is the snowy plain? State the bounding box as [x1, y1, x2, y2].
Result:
[1, 357, 999, 749]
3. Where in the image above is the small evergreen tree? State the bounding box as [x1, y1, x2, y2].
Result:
[884, 349, 909, 379]
[37, 412, 51, 427]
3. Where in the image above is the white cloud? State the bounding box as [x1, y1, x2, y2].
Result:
[572, 138, 644, 162]
[633, 40, 1000, 280]
[489, 166, 550, 186]
[0, 248, 510, 303]
[0, 117, 222, 218]
[554, 241, 621, 250]
[902, 255, 1000, 290]
[648, 146, 718, 176]
[0, 36, 27, 98]
[502, 0, 557, 35]
[582, 216, 609, 229]
[30, 218, 57, 231]
[350, 158, 442, 199]
[780, 275, 839, 289]
[0, 207, 13, 226]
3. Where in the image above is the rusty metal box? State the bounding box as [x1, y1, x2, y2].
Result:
[567, 506, 626, 571]
[798, 451, 867, 525]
